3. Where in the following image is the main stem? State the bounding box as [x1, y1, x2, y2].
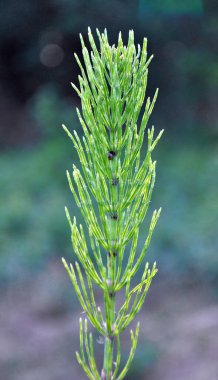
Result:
[102, 252, 116, 380]
[102, 136, 118, 380]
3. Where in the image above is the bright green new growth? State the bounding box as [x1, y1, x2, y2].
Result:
[62, 27, 163, 380]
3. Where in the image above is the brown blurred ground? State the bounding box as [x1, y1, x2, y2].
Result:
[1, 260, 218, 380]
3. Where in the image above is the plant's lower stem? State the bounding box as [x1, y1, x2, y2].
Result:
[102, 335, 114, 379]
[102, 250, 116, 380]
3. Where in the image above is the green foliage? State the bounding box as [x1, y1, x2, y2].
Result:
[31, 85, 77, 139]
[63, 28, 163, 380]
[153, 143, 218, 282]
[0, 139, 72, 281]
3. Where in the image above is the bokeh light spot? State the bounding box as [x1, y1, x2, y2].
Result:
[40, 44, 64, 68]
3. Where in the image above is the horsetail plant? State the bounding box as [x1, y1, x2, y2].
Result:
[62, 28, 163, 380]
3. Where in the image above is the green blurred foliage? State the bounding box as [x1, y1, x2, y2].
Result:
[152, 141, 218, 283]
[31, 84, 77, 138]
[0, 141, 68, 281]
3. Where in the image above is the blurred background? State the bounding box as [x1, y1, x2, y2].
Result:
[0, 1, 218, 379]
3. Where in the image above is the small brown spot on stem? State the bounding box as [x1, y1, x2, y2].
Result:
[107, 151, 116, 160]
[112, 177, 119, 186]
[111, 213, 118, 220]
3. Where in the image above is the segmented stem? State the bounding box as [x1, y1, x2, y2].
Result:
[102, 136, 118, 379]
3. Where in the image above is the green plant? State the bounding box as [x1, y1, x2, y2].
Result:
[62, 28, 163, 380]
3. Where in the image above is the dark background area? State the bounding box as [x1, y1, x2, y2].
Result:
[0, 1, 218, 380]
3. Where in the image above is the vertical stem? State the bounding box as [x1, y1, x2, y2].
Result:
[102, 142, 118, 380]
[102, 252, 115, 380]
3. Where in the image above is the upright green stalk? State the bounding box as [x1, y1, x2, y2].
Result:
[102, 146, 117, 379]
[62, 28, 163, 380]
